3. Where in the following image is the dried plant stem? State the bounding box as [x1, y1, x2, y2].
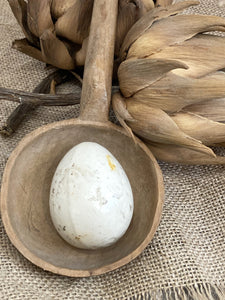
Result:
[0, 88, 81, 106]
[0, 86, 119, 108]
[0, 70, 79, 136]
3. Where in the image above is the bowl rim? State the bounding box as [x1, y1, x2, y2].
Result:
[0, 119, 164, 277]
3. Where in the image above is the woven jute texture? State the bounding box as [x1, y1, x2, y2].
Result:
[0, 1, 225, 299]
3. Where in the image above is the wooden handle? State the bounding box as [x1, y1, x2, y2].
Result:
[79, 0, 118, 122]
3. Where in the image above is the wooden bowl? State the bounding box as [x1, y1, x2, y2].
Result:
[1, 119, 164, 277]
[1, 0, 164, 277]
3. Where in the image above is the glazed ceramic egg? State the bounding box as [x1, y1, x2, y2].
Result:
[49, 142, 134, 249]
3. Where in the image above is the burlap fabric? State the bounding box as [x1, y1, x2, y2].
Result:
[0, 0, 225, 299]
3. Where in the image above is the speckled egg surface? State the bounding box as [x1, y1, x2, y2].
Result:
[49, 142, 134, 250]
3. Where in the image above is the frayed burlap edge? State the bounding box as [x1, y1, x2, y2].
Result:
[130, 283, 225, 300]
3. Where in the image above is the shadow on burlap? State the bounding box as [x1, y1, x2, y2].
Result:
[0, 0, 224, 299]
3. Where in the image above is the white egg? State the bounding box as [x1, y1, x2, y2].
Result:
[49, 142, 134, 250]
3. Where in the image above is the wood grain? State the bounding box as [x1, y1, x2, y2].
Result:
[80, 0, 118, 122]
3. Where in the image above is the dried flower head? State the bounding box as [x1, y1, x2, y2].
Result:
[8, 0, 155, 69]
[114, 0, 225, 164]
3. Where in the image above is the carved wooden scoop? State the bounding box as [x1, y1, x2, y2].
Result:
[1, 0, 164, 277]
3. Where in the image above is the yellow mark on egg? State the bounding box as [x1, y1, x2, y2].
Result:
[106, 155, 116, 171]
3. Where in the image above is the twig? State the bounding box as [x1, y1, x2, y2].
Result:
[0, 85, 119, 106]
[0, 88, 81, 106]
[0, 70, 78, 136]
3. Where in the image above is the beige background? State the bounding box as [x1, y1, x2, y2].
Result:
[0, 0, 225, 299]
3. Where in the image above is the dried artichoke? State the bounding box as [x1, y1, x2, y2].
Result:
[114, 0, 225, 164]
[7, 0, 154, 69]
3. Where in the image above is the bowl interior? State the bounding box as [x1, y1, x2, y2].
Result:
[1, 120, 163, 276]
